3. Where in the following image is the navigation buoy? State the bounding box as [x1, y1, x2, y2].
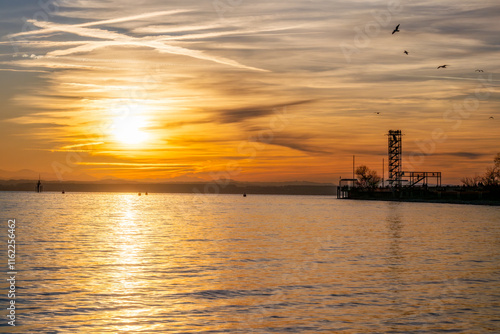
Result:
[243, 193, 247, 197]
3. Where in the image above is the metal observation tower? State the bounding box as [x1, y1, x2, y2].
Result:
[387, 130, 442, 188]
[387, 130, 403, 187]
[337, 130, 443, 198]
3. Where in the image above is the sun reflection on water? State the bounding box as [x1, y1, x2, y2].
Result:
[106, 195, 153, 332]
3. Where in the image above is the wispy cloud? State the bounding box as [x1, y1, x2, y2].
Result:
[212, 100, 315, 124]
[8, 10, 191, 39]
[8, 13, 269, 72]
[0, 68, 48, 73]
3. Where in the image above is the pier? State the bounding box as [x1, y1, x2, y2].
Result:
[337, 130, 499, 204]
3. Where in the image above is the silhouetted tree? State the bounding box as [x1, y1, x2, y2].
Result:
[482, 153, 500, 186]
[461, 175, 481, 187]
[461, 153, 500, 187]
[355, 165, 381, 188]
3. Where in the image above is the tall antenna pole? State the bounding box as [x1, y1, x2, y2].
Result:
[382, 158, 385, 187]
[352, 155, 355, 179]
[36, 174, 42, 193]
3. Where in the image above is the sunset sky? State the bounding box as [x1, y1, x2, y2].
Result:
[0, 0, 499, 184]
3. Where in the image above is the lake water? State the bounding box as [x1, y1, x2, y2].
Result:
[0, 192, 499, 333]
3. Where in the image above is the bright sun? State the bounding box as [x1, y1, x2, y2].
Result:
[112, 115, 149, 145]
[110, 102, 150, 146]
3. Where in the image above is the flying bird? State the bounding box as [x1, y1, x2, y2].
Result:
[404, 50, 409, 55]
[489, 116, 494, 119]
[475, 69, 484, 72]
[437, 65, 448, 69]
[392, 24, 400, 34]
[374, 112, 381, 115]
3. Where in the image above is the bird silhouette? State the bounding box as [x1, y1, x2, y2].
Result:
[489, 116, 494, 119]
[404, 50, 409, 55]
[475, 69, 484, 72]
[392, 24, 400, 34]
[374, 112, 381, 115]
[437, 65, 448, 69]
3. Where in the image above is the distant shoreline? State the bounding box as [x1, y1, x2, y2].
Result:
[0, 181, 336, 196]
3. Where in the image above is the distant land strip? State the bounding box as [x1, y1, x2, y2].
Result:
[0, 181, 337, 196]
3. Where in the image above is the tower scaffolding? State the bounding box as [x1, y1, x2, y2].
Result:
[387, 130, 402, 187]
